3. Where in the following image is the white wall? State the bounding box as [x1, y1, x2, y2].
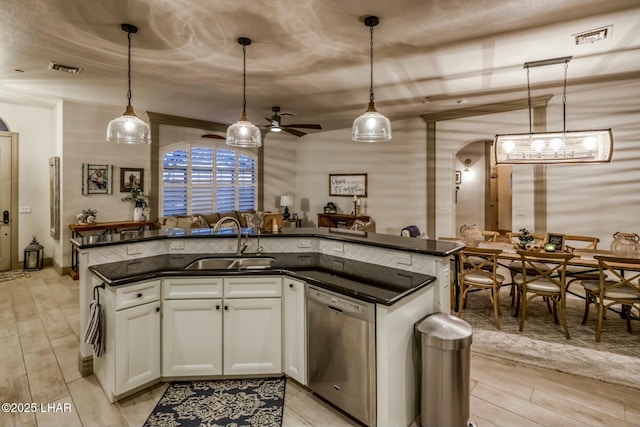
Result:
[288, 118, 427, 235]
[455, 142, 486, 234]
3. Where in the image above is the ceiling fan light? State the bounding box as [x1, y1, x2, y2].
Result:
[106, 105, 151, 144]
[352, 101, 392, 142]
[270, 125, 282, 133]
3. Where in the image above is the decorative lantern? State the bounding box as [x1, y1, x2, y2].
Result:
[24, 235, 44, 271]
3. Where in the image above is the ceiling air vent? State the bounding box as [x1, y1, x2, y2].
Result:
[574, 26, 611, 45]
[48, 62, 83, 74]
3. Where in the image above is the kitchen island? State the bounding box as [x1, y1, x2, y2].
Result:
[73, 227, 463, 426]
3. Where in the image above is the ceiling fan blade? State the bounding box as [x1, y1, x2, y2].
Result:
[283, 128, 306, 137]
[283, 124, 322, 130]
[201, 134, 226, 140]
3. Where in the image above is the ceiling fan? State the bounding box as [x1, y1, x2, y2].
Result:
[263, 106, 322, 137]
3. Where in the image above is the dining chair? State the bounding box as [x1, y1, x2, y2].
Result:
[457, 246, 505, 329]
[564, 234, 600, 251]
[564, 234, 601, 289]
[513, 250, 575, 339]
[480, 230, 499, 242]
[580, 255, 640, 342]
[506, 231, 546, 246]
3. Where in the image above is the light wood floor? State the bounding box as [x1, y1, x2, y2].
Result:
[1, 268, 638, 427]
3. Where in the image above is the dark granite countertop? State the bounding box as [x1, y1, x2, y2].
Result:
[89, 252, 437, 306]
[72, 226, 463, 258]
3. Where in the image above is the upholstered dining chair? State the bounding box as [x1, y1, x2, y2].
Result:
[580, 255, 640, 342]
[457, 246, 505, 329]
[513, 250, 575, 339]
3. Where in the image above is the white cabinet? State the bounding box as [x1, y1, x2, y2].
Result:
[162, 277, 223, 377]
[94, 279, 161, 403]
[163, 299, 223, 376]
[223, 297, 282, 375]
[283, 278, 307, 384]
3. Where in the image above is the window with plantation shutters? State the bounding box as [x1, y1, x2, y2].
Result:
[161, 142, 257, 217]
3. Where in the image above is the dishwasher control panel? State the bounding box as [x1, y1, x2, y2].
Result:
[307, 285, 374, 320]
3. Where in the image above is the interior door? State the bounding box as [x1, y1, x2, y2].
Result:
[0, 133, 17, 271]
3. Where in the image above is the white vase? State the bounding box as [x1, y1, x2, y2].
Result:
[133, 207, 144, 221]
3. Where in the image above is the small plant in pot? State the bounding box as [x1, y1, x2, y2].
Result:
[518, 228, 534, 249]
[121, 184, 149, 220]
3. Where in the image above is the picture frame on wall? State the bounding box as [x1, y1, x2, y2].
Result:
[329, 173, 367, 197]
[455, 170, 462, 185]
[49, 157, 60, 240]
[82, 163, 113, 195]
[120, 167, 144, 193]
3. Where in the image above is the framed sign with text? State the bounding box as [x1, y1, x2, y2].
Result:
[329, 173, 367, 197]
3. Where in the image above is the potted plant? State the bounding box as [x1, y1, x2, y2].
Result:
[121, 184, 149, 221]
[518, 228, 534, 249]
[77, 208, 97, 224]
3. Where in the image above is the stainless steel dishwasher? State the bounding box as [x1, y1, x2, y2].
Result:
[307, 285, 376, 427]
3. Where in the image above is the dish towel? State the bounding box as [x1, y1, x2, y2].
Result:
[83, 285, 105, 357]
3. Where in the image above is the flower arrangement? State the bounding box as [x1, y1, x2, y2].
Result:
[121, 184, 149, 208]
[77, 208, 97, 224]
[518, 228, 534, 249]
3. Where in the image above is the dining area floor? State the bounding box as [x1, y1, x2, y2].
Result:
[0, 267, 638, 426]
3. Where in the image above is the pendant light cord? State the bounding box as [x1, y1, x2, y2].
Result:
[127, 29, 132, 107]
[369, 24, 375, 103]
[526, 65, 532, 135]
[242, 43, 247, 114]
[562, 59, 568, 133]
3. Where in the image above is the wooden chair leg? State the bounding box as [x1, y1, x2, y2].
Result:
[625, 305, 633, 333]
[581, 294, 591, 325]
[552, 298, 559, 324]
[519, 295, 528, 332]
[596, 297, 604, 342]
[493, 287, 501, 330]
[560, 297, 570, 340]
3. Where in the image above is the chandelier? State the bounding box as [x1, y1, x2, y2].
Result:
[494, 57, 612, 164]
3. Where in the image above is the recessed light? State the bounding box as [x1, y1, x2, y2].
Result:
[574, 26, 612, 45]
[457, 99, 468, 105]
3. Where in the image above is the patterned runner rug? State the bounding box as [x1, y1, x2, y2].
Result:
[144, 377, 286, 427]
[461, 285, 640, 390]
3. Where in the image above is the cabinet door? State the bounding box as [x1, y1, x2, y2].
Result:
[223, 298, 282, 375]
[115, 302, 160, 395]
[284, 278, 307, 384]
[163, 299, 223, 376]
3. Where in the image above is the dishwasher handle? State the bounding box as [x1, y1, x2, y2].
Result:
[327, 305, 343, 314]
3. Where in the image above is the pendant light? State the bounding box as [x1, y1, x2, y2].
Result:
[106, 24, 151, 144]
[352, 16, 392, 142]
[494, 56, 612, 164]
[226, 37, 262, 148]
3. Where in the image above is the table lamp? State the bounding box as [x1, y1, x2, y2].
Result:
[280, 194, 293, 220]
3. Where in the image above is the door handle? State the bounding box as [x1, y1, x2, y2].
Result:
[3, 211, 8, 224]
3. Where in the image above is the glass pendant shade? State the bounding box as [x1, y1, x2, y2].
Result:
[494, 129, 612, 164]
[107, 24, 151, 144]
[106, 105, 151, 144]
[352, 16, 391, 143]
[226, 111, 262, 147]
[352, 101, 392, 142]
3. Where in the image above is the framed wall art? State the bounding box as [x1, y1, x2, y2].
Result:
[329, 173, 367, 197]
[49, 157, 60, 240]
[120, 167, 144, 193]
[82, 163, 113, 195]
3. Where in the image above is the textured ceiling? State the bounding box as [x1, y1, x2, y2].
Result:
[1, 0, 639, 133]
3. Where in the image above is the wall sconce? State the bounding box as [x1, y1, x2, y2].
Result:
[464, 159, 471, 171]
[494, 56, 612, 164]
[280, 194, 293, 220]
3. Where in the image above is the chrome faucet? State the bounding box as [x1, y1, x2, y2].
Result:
[213, 216, 248, 255]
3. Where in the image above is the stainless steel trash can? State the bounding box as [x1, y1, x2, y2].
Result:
[416, 313, 474, 427]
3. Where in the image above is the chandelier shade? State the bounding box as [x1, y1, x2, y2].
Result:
[352, 16, 391, 142]
[226, 37, 261, 148]
[495, 56, 613, 164]
[106, 24, 151, 144]
[494, 129, 613, 164]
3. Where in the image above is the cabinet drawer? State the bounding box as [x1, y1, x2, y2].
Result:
[163, 277, 224, 299]
[224, 276, 282, 298]
[115, 280, 161, 311]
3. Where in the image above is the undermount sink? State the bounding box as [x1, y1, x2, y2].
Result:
[185, 257, 275, 271]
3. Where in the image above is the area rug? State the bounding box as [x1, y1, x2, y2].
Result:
[144, 376, 286, 427]
[460, 285, 640, 390]
[0, 270, 30, 282]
